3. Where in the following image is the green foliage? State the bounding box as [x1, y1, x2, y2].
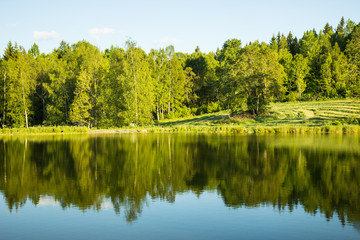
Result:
[290, 54, 310, 99]
[222, 41, 285, 115]
[196, 102, 222, 115]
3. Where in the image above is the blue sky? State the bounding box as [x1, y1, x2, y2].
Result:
[1, 0, 359, 54]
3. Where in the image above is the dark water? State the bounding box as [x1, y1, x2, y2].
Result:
[0, 133, 359, 239]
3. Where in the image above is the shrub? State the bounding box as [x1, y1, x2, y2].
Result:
[196, 105, 208, 115]
[297, 111, 306, 119]
[207, 102, 222, 113]
[287, 91, 298, 102]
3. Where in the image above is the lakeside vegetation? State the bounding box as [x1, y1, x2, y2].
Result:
[1, 99, 360, 135]
[1, 17, 360, 131]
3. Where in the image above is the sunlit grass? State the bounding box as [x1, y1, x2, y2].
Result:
[1, 99, 360, 135]
[0, 126, 89, 135]
[152, 99, 360, 134]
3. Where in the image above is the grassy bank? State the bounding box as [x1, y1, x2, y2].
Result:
[0, 126, 90, 135]
[1, 99, 360, 135]
[151, 99, 360, 134]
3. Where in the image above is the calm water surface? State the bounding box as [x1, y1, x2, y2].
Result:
[0, 134, 359, 239]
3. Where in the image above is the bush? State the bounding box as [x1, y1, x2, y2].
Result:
[287, 91, 298, 102]
[196, 105, 208, 115]
[207, 102, 222, 113]
[174, 106, 191, 118]
[297, 111, 306, 119]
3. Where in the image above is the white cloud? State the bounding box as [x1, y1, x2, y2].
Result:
[154, 37, 178, 46]
[33, 30, 60, 41]
[88, 27, 116, 39]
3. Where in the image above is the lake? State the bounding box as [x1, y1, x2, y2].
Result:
[0, 133, 359, 239]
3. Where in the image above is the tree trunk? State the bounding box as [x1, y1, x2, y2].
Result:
[65, 98, 68, 124]
[3, 71, 6, 126]
[20, 72, 28, 128]
[131, 53, 138, 125]
[156, 104, 159, 121]
[41, 77, 46, 123]
[168, 62, 171, 115]
[256, 94, 260, 115]
[168, 88, 171, 115]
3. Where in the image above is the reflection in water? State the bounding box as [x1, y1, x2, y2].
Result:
[0, 134, 359, 226]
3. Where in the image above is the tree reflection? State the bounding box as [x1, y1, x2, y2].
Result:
[0, 134, 359, 226]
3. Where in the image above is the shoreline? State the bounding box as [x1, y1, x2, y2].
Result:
[0, 124, 360, 136]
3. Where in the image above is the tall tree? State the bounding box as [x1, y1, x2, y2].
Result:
[102, 46, 126, 126]
[149, 48, 167, 120]
[331, 43, 352, 97]
[290, 54, 310, 100]
[185, 49, 219, 106]
[44, 54, 72, 125]
[4, 46, 35, 128]
[28, 44, 52, 125]
[216, 39, 242, 110]
[118, 40, 153, 125]
[225, 42, 285, 115]
[333, 17, 346, 51]
[69, 70, 92, 126]
[299, 30, 321, 95]
[345, 25, 360, 97]
[68, 41, 108, 127]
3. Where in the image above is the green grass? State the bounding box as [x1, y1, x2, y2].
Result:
[0, 126, 89, 135]
[152, 99, 360, 134]
[1, 99, 360, 135]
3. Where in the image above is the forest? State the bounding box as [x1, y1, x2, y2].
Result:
[0, 17, 359, 128]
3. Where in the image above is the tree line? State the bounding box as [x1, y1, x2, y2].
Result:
[0, 17, 359, 128]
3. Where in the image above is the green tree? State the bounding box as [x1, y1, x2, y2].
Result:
[345, 25, 360, 97]
[102, 46, 126, 126]
[68, 41, 108, 127]
[290, 54, 310, 100]
[28, 44, 52, 125]
[331, 43, 352, 97]
[332, 17, 346, 51]
[119, 40, 153, 125]
[44, 53, 72, 125]
[4, 45, 35, 128]
[299, 30, 321, 96]
[69, 70, 92, 126]
[216, 39, 243, 111]
[149, 48, 168, 120]
[185, 48, 219, 106]
[225, 42, 285, 115]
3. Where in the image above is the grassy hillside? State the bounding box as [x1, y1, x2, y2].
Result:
[154, 99, 360, 133]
